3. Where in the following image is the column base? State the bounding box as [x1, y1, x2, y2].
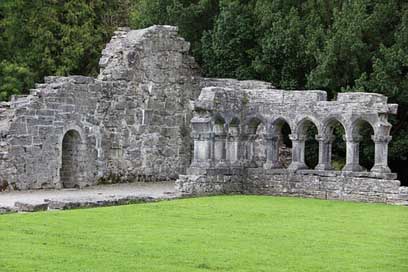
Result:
[186, 167, 208, 175]
[371, 164, 391, 174]
[288, 162, 308, 171]
[245, 160, 258, 168]
[315, 164, 334, 171]
[214, 160, 229, 167]
[342, 163, 365, 172]
[263, 161, 282, 169]
[189, 160, 213, 169]
[229, 161, 243, 168]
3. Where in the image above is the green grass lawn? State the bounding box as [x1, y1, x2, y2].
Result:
[0, 196, 407, 272]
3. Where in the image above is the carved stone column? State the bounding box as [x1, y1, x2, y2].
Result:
[342, 135, 364, 172]
[263, 134, 281, 169]
[191, 132, 213, 168]
[315, 134, 335, 171]
[213, 132, 227, 167]
[246, 134, 259, 167]
[371, 135, 392, 173]
[288, 134, 308, 170]
[226, 134, 240, 166]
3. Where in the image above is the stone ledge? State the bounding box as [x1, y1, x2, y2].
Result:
[47, 196, 160, 210]
[0, 206, 16, 214]
[187, 167, 246, 176]
[1, 194, 180, 214]
[247, 168, 398, 180]
[0, 183, 181, 214]
[14, 201, 48, 212]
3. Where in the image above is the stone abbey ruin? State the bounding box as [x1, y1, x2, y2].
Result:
[0, 25, 407, 205]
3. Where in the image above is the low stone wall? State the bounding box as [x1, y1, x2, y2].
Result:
[245, 169, 408, 204]
[176, 173, 243, 195]
[176, 169, 408, 205]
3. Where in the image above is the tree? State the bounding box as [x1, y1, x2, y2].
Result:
[130, 0, 219, 64]
[0, 61, 34, 101]
[355, 5, 408, 176]
[201, 1, 257, 79]
[307, 0, 401, 97]
[252, 8, 311, 88]
[0, 0, 130, 97]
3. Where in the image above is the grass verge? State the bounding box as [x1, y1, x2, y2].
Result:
[0, 196, 407, 272]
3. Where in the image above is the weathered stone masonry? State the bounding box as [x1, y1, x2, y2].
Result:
[0, 25, 199, 190]
[0, 25, 406, 205]
[177, 77, 408, 205]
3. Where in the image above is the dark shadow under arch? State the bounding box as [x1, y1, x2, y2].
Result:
[213, 115, 226, 134]
[324, 118, 346, 170]
[271, 118, 292, 168]
[297, 119, 319, 169]
[60, 130, 83, 188]
[352, 119, 375, 171]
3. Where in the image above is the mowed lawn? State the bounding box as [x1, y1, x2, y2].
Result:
[0, 196, 407, 272]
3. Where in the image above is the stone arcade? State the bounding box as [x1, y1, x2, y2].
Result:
[0, 26, 406, 205]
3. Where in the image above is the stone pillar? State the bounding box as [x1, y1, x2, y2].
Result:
[371, 135, 392, 173]
[191, 132, 213, 168]
[246, 134, 258, 167]
[288, 134, 308, 170]
[263, 134, 281, 169]
[342, 135, 364, 172]
[213, 132, 227, 167]
[315, 134, 335, 171]
[226, 127, 240, 166]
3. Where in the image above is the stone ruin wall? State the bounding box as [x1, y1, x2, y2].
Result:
[0, 25, 199, 190]
[0, 25, 406, 205]
[96, 26, 200, 183]
[176, 79, 408, 205]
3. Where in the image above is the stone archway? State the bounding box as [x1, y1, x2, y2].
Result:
[60, 130, 84, 188]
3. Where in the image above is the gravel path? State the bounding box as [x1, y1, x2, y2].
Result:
[0, 182, 180, 213]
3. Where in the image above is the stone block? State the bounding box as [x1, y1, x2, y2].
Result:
[15, 202, 48, 212]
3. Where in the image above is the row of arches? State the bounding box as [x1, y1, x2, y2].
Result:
[191, 113, 392, 174]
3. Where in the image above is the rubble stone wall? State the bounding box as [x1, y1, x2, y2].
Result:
[245, 169, 408, 205]
[0, 76, 101, 190]
[179, 78, 408, 205]
[0, 25, 199, 190]
[96, 26, 200, 183]
[0, 25, 406, 205]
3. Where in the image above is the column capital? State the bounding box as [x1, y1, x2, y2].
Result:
[213, 134, 227, 140]
[289, 134, 306, 141]
[192, 132, 214, 140]
[227, 135, 240, 141]
[262, 133, 278, 141]
[343, 135, 362, 143]
[315, 134, 335, 144]
[247, 134, 259, 141]
[213, 132, 227, 138]
[371, 135, 392, 144]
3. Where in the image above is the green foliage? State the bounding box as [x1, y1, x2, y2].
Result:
[0, 61, 34, 101]
[201, 1, 256, 79]
[0, 0, 130, 95]
[354, 4, 408, 173]
[307, 0, 402, 97]
[130, 0, 219, 63]
[253, 7, 311, 88]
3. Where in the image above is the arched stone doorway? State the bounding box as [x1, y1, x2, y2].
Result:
[60, 130, 84, 188]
